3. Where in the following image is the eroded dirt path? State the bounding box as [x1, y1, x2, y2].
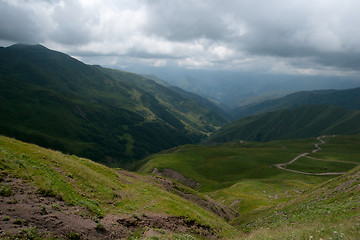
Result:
[275, 136, 357, 176]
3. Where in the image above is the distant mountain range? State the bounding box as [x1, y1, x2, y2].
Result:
[0, 44, 228, 167]
[207, 104, 360, 143]
[233, 87, 360, 118]
[132, 67, 360, 109]
[206, 86, 360, 144]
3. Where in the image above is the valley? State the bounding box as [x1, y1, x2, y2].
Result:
[0, 44, 359, 239]
[0, 44, 228, 168]
[141, 134, 360, 239]
[1, 134, 359, 239]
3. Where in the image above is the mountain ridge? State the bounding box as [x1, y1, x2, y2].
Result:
[0, 44, 228, 167]
[207, 104, 360, 144]
[233, 87, 360, 118]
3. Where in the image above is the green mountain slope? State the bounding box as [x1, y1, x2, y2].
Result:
[1, 135, 359, 239]
[0, 44, 227, 167]
[98, 67, 229, 134]
[233, 87, 360, 118]
[141, 73, 232, 120]
[0, 135, 238, 239]
[139, 134, 360, 209]
[207, 105, 360, 143]
[139, 135, 360, 238]
[139, 137, 330, 192]
[243, 164, 360, 239]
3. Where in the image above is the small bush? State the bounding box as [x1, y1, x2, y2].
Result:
[37, 187, 56, 197]
[51, 204, 61, 211]
[2, 216, 10, 221]
[19, 226, 40, 239]
[40, 205, 47, 215]
[95, 222, 106, 231]
[66, 231, 80, 240]
[13, 218, 22, 224]
[0, 184, 13, 197]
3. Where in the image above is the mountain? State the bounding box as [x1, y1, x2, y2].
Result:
[139, 137, 319, 192]
[97, 67, 230, 133]
[141, 74, 233, 120]
[2, 133, 359, 238]
[129, 67, 360, 109]
[207, 105, 360, 143]
[242, 163, 360, 239]
[139, 134, 360, 238]
[233, 87, 360, 118]
[0, 135, 238, 239]
[0, 44, 228, 167]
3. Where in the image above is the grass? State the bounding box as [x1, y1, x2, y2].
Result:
[208, 179, 311, 221]
[285, 135, 360, 173]
[0, 44, 231, 168]
[308, 135, 360, 163]
[207, 104, 360, 143]
[245, 219, 360, 240]
[0, 183, 13, 197]
[139, 138, 325, 192]
[242, 165, 360, 239]
[1, 133, 359, 239]
[0, 135, 238, 238]
[286, 156, 358, 173]
[139, 134, 360, 239]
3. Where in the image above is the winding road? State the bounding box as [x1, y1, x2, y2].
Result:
[275, 136, 359, 176]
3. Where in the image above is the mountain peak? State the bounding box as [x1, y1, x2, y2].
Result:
[8, 43, 48, 50]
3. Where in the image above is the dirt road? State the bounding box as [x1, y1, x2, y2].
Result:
[275, 136, 356, 176]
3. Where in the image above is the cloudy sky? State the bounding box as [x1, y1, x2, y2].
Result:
[1, 0, 360, 77]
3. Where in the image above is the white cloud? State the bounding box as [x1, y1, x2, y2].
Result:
[1, 0, 360, 76]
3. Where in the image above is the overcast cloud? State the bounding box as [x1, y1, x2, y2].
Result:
[1, 0, 360, 76]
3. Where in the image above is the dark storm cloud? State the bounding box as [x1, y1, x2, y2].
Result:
[1, 0, 360, 75]
[143, 0, 230, 41]
[0, 1, 43, 43]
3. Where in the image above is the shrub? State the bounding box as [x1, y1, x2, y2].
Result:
[13, 218, 22, 224]
[51, 204, 61, 211]
[19, 227, 40, 239]
[40, 205, 47, 215]
[66, 231, 80, 240]
[0, 184, 13, 197]
[95, 222, 106, 231]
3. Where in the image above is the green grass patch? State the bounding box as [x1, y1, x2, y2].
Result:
[308, 135, 360, 163]
[139, 138, 325, 192]
[240, 164, 360, 238]
[287, 156, 357, 173]
[0, 135, 238, 238]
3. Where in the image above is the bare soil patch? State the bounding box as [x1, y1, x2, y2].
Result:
[0, 175, 219, 239]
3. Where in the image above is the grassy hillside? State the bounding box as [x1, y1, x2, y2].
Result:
[139, 135, 360, 238]
[139, 135, 360, 214]
[207, 104, 360, 143]
[0, 135, 238, 239]
[1, 135, 359, 239]
[234, 87, 360, 118]
[242, 164, 360, 239]
[98, 67, 229, 134]
[0, 44, 228, 167]
[139, 137, 330, 192]
[142, 74, 232, 120]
